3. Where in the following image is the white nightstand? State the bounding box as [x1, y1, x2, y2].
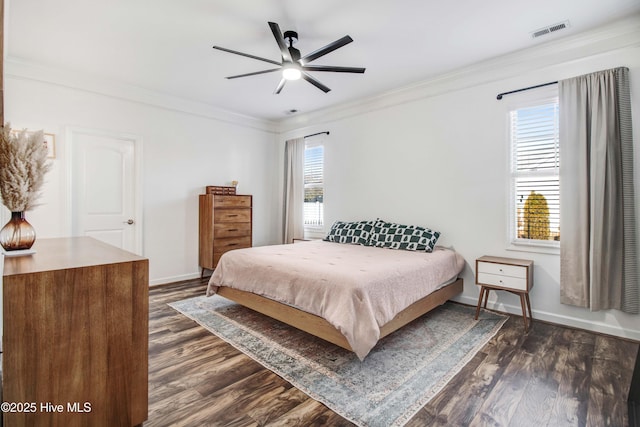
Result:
[474, 255, 534, 331]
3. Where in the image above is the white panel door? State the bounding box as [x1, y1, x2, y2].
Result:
[70, 128, 142, 254]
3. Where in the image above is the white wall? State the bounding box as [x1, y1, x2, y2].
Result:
[4, 76, 282, 285]
[279, 24, 640, 340]
[4, 16, 638, 340]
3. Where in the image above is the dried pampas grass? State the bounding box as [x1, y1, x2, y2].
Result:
[0, 124, 52, 212]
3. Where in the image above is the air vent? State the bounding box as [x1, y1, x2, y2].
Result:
[531, 20, 570, 38]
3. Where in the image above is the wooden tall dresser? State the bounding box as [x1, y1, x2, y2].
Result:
[2, 237, 148, 427]
[199, 193, 253, 276]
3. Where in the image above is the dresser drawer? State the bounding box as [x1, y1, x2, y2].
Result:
[213, 237, 251, 267]
[214, 208, 251, 223]
[477, 261, 527, 279]
[477, 272, 527, 291]
[214, 195, 252, 208]
[214, 222, 251, 238]
[213, 236, 251, 252]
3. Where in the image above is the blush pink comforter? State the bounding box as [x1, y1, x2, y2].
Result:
[207, 240, 465, 360]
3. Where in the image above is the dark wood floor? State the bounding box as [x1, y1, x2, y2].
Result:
[147, 279, 639, 427]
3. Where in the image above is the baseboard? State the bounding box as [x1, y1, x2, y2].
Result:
[455, 295, 640, 342]
[149, 272, 202, 287]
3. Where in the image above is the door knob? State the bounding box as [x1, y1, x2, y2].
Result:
[124, 219, 135, 225]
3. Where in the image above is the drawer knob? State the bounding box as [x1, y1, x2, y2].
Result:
[228, 229, 238, 232]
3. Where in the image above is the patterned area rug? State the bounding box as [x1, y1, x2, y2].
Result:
[169, 295, 507, 427]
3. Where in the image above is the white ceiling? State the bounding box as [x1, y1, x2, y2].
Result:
[6, 0, 640, 122]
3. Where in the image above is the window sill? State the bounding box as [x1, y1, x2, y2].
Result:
[304, 228, 325, 241]
[507, 242, 560, 256]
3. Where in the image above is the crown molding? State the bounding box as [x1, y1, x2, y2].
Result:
[5, 13, 639, 136]
[276, 14, 640, 133]
[5, 56, 279, 134]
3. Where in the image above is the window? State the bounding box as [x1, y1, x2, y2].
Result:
[303, 136, 324, 238]
[509, 98, 560, 248]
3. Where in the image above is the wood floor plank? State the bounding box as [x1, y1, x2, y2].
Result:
[413, 315, 527, 426]
[244, 384, 313, 425]
[264, 398, 337, 427]
[510, 327, 566, 427]
[587, 352, 633, 426]
[468, 342, 536, 426]
[407, 350, 488, 426]
[547, 332, 595, 426]
[146, 388, 214, 427]
[465, 321, 559, 426]
[146, 279, 639, 426]
[180, 371, 295, 426]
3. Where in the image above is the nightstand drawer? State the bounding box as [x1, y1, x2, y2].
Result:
[477, 272, 527, 291]
[477, 261, 527, 279]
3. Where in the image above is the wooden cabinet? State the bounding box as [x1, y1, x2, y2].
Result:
[2, 237, 149, 427]
[474, 255, 534, 331]
[199, 193, 252, 276]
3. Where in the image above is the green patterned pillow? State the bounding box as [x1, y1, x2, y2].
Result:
[324, 220, 375, 245]
[371, 220, 440, 252]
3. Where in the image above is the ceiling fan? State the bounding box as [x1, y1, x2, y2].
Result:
[212, 22, 365, 94]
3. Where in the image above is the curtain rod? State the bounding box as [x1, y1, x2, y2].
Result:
[305, 131, 330, 138]
[496, 81, 558, 100]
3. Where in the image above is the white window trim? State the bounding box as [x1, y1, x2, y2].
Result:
[504, 86, 560, 255]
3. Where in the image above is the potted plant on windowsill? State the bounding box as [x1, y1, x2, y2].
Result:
[0, 124, 51, 251]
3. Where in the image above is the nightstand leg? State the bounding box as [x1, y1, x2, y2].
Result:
[519, 294, 529, 331]
[475, 287, 486, 320]
[483, 287, 489, 308]
[525, 293, 533, 321]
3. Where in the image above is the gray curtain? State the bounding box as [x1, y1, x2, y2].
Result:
[282, 137, 305, 244]
[559, 67, 639, 314]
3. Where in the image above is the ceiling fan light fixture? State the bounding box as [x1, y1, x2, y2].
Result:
[213, 22, 365, 93]
[282, 63, 301, 81]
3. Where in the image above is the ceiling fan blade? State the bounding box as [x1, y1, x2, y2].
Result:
[268, 22, 292, 62]
[213, 46, 281, 66]
[274, 78, 287, 94]
[302, 65, 365, 73]
[226, 68, 281, 79]
[301, 72, 331, 93]
[301, 35, 353, 64]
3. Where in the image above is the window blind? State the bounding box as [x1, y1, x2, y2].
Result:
[304, 139, 324, 227]
[510, 101, 560, 243]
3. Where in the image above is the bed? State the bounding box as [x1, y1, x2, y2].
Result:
[207, 237, 465, 360]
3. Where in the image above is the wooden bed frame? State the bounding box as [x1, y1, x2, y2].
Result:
[216, 277, 463, 351]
